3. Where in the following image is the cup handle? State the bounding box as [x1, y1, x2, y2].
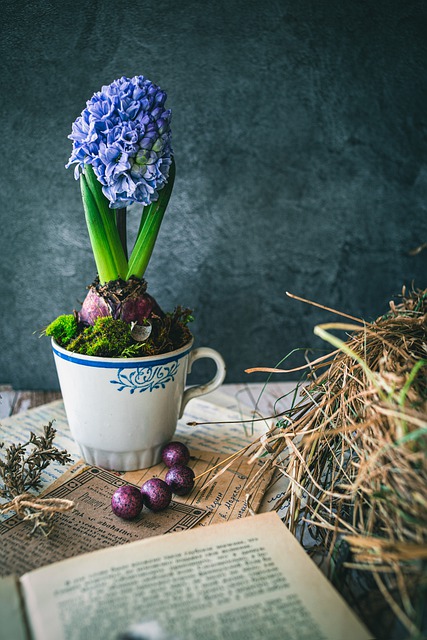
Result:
[179, 347, 226, 417]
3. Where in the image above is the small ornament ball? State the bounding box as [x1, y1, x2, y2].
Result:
[165, 464, 195, 496]
[161, 441, 190, 468]
[111, 485, 144, 520]
[112, 444, 195, 519]
[141, 477, 172, 511]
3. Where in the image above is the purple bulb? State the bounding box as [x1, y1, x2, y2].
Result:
[111, 485, 143, 519]
[141, 478, 172, 511]
[161, 441, 190, 468]
[165, 465, 195, 496]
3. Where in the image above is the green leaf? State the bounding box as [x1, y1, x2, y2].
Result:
[127, 159, 176, 280]
[80, 174, 118, 283]
[398, 359, 427, 407]
[84, 165, 128, 281]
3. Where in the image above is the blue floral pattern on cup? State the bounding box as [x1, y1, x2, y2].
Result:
[110, 361, 180, 393]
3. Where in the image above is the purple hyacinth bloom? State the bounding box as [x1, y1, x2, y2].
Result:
[66, 75, 173, 208]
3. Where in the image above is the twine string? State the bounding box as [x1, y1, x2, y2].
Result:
[0, 493, 75, 520]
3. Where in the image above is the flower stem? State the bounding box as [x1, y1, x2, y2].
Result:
[116, 208, 128, 261]
[83, 166, 128, 282]
[80, 173, 118, 283]
[127, 159, 175, 280]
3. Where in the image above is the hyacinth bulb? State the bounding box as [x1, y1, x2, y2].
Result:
[78, 288, 111, 325]
[119, 292, 158, 324]
[78, 277, 163, 326]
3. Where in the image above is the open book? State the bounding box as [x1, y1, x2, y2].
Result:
[2, 512, 371, 640]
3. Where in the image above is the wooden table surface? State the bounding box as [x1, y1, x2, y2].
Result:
[0, 386, 61, 418]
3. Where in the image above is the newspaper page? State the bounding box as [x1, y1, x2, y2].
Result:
[0, 446, 273, 577]
[0, 466, 207, 577]
[124, 448, 274, 526]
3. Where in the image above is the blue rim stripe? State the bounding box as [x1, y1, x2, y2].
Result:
[52, 344, 192, 369]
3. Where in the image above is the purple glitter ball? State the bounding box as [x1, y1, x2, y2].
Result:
[111, 485, 143, 520]
[165, 464, 195, 496]
[161, 441, 190, 468]
[140, 478, 172, 511]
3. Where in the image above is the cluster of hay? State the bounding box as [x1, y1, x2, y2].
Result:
[241, 288, 426, 638]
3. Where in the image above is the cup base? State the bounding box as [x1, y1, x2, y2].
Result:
[77, 442, 164, 471]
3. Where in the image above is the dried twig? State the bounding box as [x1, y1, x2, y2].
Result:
[0, 422, 73, 535]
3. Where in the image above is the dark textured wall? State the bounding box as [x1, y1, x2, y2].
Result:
[1, 0, 426, 390]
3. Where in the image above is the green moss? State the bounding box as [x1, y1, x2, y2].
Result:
[141, 306, 193, 356]
[67, 317, 134, 357]
[45, 315, 78, 346]
[46, 307, 193, 358]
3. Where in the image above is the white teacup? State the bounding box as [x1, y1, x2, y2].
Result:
[52, 339, 226, 471]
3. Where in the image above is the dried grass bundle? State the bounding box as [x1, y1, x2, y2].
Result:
[241, 287, 426, 638]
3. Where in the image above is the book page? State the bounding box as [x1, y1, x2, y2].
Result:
[0, 575, 28, 640]
[21, 512, 371, 640]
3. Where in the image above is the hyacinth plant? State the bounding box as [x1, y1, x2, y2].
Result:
[45, 75, 192, 357]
